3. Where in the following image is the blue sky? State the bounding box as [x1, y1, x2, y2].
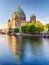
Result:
[0, 0, 49, 28]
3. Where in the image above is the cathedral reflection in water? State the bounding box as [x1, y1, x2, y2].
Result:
[8, 35, 23, 64]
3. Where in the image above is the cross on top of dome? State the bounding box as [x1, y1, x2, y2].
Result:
[18, 4, 20, 8]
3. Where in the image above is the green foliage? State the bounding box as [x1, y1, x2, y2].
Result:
[21, 21, 44, 33]
[27, 25, 37, 33]
[46, 24, 49, 31]
[35, 21, 44, 33]
[14, 28, 19, 33]
[21, 25, 27, 33]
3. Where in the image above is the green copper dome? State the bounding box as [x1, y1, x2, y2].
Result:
[14, 5, 25, 15]
[31, 14, 36, 17]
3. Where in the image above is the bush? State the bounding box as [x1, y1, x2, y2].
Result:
[14, 28, 19, 33]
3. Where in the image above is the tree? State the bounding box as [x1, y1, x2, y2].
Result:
[21, 20, 44, 33]
[34, 21, 44, 33]
[21, 25, 27, 33]
[46, 24, 49, 32]
[27, 24, 37, 33]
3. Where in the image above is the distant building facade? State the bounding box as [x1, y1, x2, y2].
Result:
[8, 5, 36, 33]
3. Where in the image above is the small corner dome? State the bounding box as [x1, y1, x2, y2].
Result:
[31, 14, 36, 17]
[14, 5, 25, 16]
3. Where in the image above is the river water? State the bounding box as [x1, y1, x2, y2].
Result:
[0, 35, 49, 65]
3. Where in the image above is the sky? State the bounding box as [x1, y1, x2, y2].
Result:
[0, 0, 49, 28]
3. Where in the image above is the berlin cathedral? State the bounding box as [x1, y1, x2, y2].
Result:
[8, 5, 36, 32]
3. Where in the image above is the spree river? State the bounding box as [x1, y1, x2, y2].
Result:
[0, 35, 49, 65]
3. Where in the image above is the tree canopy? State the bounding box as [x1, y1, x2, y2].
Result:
[21, 21, 44, 33]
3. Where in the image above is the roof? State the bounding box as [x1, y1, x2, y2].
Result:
[14, 5, 25, 15]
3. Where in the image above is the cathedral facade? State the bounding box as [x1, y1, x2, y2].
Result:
[8, 5, 36, 32]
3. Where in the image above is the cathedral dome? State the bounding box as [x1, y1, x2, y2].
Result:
[14, 5, 25, 15]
